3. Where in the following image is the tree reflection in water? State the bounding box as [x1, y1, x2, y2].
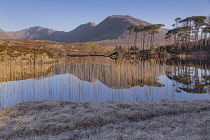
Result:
[166, 59, 210, 94]
[1, 57, 210, 107]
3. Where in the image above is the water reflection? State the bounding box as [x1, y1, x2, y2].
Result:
[0, 57, 210, 107]
[0, 61, 54, 82]
[55, 58, 166, 89]
[166, 59, 210, 94]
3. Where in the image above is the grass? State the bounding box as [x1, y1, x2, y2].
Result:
[1, 100, 210, 139]
[0, 45, 54, 59]
[0, 39, 115, 57]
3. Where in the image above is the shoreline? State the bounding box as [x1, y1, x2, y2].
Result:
[109, 50, 210, 60]
[1, 100, 210, 139]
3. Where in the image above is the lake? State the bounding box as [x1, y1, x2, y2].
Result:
[1, 56, 210, 107]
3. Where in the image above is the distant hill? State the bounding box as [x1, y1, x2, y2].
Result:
[8, 26, 56, 40]
[0, 29, 11, 39]
[1, 15, 168, 46]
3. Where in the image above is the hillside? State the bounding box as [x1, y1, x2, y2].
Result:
[0, 44, 54, 62]
[0, 15, 168, 46]
[77, 15, 152, 42]
[87, 15, 168, 46]
[0, 39, 115, 56]
[0, 29, 11, 39]
[8, 26, 56, 40]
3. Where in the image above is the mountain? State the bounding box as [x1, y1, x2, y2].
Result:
[87, 15, 168, 46]
[1, 15, 168, 46]
[0, 29, 11, 39]
[66, 22, 97, 42]
[88, 15, 151, 42]
[8, 26, 57, 40]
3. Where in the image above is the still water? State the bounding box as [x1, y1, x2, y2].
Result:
[1, 57, 210, 107]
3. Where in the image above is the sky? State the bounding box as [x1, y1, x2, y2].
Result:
[0, 0, 209, 31]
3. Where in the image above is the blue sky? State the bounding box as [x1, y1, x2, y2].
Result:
[0, 0, 209, 31]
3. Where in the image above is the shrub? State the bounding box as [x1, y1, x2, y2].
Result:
[129, 46, 139, 52]
[114, 46, 123, 52]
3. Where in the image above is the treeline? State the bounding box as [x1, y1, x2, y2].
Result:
[127, 24, 165, 51]
[165, 15, 210, 52]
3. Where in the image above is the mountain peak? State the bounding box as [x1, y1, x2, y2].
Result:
[87, 22, 97, 27]
[29, 26, 55, 31]
[105, 15, 151, 25]
[109, 15, 132, 18]
[30, 26, 43, 28]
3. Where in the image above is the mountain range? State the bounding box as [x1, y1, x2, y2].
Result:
[0, 15, 168, 46]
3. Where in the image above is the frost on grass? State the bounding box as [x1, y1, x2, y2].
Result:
[0, 100, 210, 140]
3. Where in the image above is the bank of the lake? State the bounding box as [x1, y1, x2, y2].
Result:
[1, 100, 210, 140]
[109, 50, 210, 60]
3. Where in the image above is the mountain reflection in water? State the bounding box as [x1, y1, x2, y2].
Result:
[0, 57, 210, 107]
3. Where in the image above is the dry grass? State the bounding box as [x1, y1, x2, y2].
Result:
[0, 39, 115, 57]
[0, 45, 54, 60]
[1, 100, 210, 140]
